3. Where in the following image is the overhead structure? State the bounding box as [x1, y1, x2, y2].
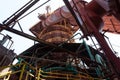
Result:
[0, 0, 120, 80]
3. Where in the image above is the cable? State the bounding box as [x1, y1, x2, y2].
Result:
[17, 0, 50, 21]
[3, 0, 33, 24]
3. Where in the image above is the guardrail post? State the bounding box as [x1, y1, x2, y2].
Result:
[19, 63, 26, 80]
[37, 68, 41, 80]
[67, 74, 69, 80]
[25, 71, 29, 80]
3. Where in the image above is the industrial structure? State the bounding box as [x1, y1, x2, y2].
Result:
[0, 34, 15, 67]
[0, 0, 120, 80]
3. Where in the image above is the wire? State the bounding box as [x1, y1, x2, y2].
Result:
[3, 0, 33, 24]
[104, 35, 116, 53]
[17, 0, 50, 21]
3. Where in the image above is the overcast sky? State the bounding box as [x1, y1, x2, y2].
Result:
[0, 0, 65, 53]
[0, 0, 120, 57]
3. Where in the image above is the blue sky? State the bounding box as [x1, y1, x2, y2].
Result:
[0, 0, 120, 57]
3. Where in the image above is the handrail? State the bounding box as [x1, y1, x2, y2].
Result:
[40, 71, 95, 80]
[0, 62, 102, 80]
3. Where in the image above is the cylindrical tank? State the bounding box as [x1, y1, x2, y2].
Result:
[38, 24, 74, 43]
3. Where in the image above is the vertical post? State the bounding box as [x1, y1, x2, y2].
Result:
[83, 40, 102, 77]
[67, 74, 69, 80]
[19, 64, 26, 80]
[6, 72, 11, 80]
[25, 72, 29, 80]
[37, 68, 41, 80]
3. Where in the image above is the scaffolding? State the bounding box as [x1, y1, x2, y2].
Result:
[0, 62, 102, 80]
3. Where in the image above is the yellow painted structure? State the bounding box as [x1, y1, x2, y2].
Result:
[0, 62, 102, 80]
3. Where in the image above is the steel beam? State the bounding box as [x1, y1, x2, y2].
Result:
[0, 24, 76, 56]
[3, 0, 40, 26]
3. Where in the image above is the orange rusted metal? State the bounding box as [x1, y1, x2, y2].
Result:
[39, 24, 74, 43]
[103, 15, 120, 34]
[30, 0, 104, 37]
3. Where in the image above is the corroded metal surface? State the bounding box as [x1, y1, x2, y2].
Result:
[103, 15, 120, 33]
[39, 25, 74, 43]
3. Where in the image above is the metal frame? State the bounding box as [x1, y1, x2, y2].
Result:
[0, 62, 101, 80]
[63, 0, 120, 79]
